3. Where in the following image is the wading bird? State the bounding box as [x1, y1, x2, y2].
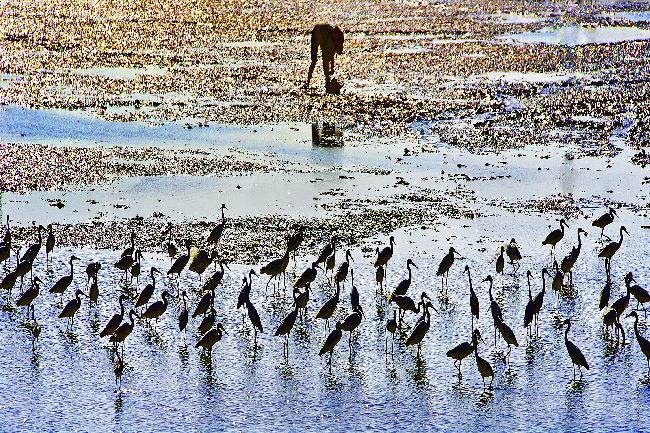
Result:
[628, 274, 650, 316]
[611, 274, 632, 318]
[598, 226, 628, 276]
[542, 218, 568, 258]
[293, 284, 310, 319]
[391, 292, 430, 327]
[29, 305, 41, 349]
[320, 321, 343, 367]
[315, 280, 341, 329]
[531, 268, 548, 336]
[592, 207, 617, 239]
[560, 228, 587, 286]
[506, 238, 522, 272]
[168, 240, 192, 279]
[375, 264, 385, 293]
[294, 261, 320, 289]
[341, 304, 363, 355]
[465, 265, 479, 329]
[246, 299, 263, 342]
[121, 231, 136, 258]
[386, 310, 397, 353]
[496, 318, 518, 363]
[286, 227, 304, 263]
[391, 259, 417, 299]
[475, 343, 494, 390]
[179, 291, 189, 333]
[334, 249, 353, 289]
[483, 275, 502, 345]
[59, 289, 86, 328]
[562, 319, 589, 380]
[45, 224, 55, 268]
[447, 329, 481, 379]
[206, 204, 227, 246]
[110, 309, 137, 351]
[375, 236, 395, 279]
[437, 247, 463, 295]
[142, 290, 171, 323]
[495, 246, 505, 276]
[599, 279, 612, 310]
[16, 276, 41, 316]
[276, 306, 299, 357]
[524, 270, 535, 336]
[135, 267, 161, 309]
[627, 311, 650, 375]
[195, 323, 226, 353]
[316, 236, 336, 266]
[100, 294, 128, 338]
[21, 224, 44, 264]
[261, 246, 290, 292]
[49, 255, 81, 302]
[406, 301, 437, 357]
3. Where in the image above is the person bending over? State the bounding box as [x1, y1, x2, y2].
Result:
[305, 24, 344, 91]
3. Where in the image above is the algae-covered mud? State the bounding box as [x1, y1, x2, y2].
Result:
[1, 0, 649, 432]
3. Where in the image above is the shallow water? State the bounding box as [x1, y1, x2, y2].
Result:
[503, 25, 650, 45]
[2, 81, 650, 432]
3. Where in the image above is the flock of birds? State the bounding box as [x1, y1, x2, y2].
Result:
[1, 204, 649, 390]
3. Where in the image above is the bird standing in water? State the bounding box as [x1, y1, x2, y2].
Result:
[542, 219, 568, 260]
[562, 319, 590, 380]
[437, 247, 463, 296]
[592, 207, 617, 239]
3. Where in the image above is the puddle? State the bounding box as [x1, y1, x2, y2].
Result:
[483, 12, 546, 24]
[71, 66, 167, 79]
[602, 11, 650, 23]
[502, 25, 650, 45]
[471, 71, 590, 84]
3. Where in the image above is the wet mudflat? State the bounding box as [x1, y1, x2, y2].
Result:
[1, 0, 650, 431]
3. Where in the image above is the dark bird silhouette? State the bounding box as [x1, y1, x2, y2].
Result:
[29, 305, 41, 349]
[16, 276, 41, 315]
[531, 268, 548, 336]
[294, 261, 320, 289]
[611, 274, 632, 318]
[562, 319, 589, 379]
[627, 311, 650, 375]
[135, 267, 161, 308]
[447, 329, 481, 379]
[315, 280, 341, 327]
[260, 246, 290, 292]
[21, 224, 44, 264]
[475, 344, 494, 390]
[286, 227, 305, 262]
[495, 246, 505, 276]
[121, 231, 136, 258]
[45, 224, 55, 266]
[168, 239, 192, 278]
[465, 265, 479, 329]
[375, 264, 385, 293]
[319, 321, 343, 366]
[341, 304, 364, 355]
[334, 249, 353, 288]
[206, 204, 227, 246]
[49, 255, 81, 300]
[496, 318, 519, 362]
[350, 269, 360, 312]
[542, 218, 568, 258]
[628, 274, 650, 316]
[437, 247, 463, 295]
[110, 309, 136, 347]
[560, 228, 587, 286]
[524, 270, 535, 335]
[59, 289, 86, 327]
[598, 226, 628, 276]
[276, 306, 299, 357]
[592, 207, 617, 238]
[406, 301, 437, 357]
[391, 259, 417, 299]
[100, 294, 128, 337]
[202, 260, 229, 293]
[599, 279, 612, 310]
[293, 284, 310, 319]
[246, 300, 263, 341]
[195, 323, 226, 352]
[375, 236, 395, 269]
[506, 238, 522, 271]
[386, 310, 397, 353]
[391, 292, 430, 326]
[179, 291, 189, 332]
[142, 290, 171, 322]
[316, 236, 336, 266]
[194, 287, 215, 319]
[198, 306, 217, 335]
[483, 275, 502, 345]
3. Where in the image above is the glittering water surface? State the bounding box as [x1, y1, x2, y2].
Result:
[503, 25, 650, 45]
[1, 104, 650, 431]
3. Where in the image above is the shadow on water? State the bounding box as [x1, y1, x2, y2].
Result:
[312, 122, 344, 147]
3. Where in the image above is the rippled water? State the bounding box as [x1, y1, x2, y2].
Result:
[503, 25, 650, 45]
[1, 211, 649, 431]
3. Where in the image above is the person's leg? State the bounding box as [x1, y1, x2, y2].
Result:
[306, 30, 318, 88]
[323, 54, 332, 86]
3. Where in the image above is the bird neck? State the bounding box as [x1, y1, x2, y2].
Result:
[488, 282, 493, 301]
[564, 323, 570, 340]
[119, 298, 125, 316]
[69, 259, 75, 275]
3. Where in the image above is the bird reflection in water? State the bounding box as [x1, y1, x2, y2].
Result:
[410, 355, 429, 390]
